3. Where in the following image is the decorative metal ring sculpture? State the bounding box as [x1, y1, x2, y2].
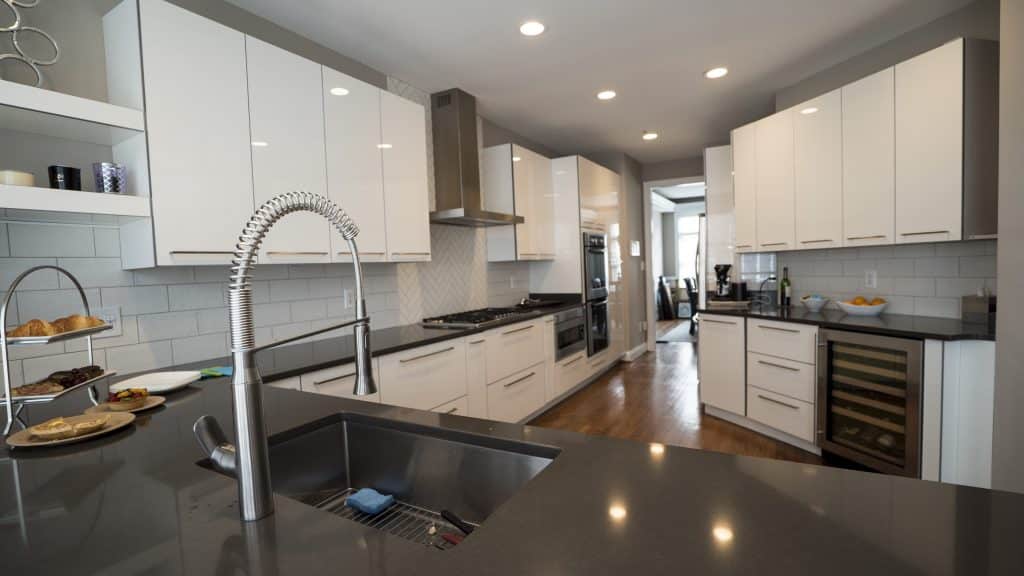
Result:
[1, 0, 59, 87]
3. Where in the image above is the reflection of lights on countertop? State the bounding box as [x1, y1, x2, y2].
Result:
[649, 443, 665, 457]
[712, 524, 734, 544]
[608, 504, 627, 521]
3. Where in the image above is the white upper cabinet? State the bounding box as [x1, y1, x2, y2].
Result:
[245, 36, 331, 263]
[486, 144, 554, 262]
[323, 67, 388, 262]
[895, 40, 964, 243]
[842, 67, 895, 247]
[523, 146, 555, 259]
[794, 89, 843, 249]
[140, 0, 254, 266]
[380, 90, 431, 262]
[754, 110, 796, 251]
[731, 123, 757, 253]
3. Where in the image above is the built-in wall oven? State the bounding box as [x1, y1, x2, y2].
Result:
[582, 232, 609, 356]
[554, 306, 587, 360]
[817, 329, 923, 477]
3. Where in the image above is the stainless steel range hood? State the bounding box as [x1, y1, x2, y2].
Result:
[430, 88, 523, 227]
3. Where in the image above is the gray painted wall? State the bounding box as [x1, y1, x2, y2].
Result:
[992, 0, 1023, 494]
[480, 117, 561, 159]
[661, 213, 677, 278]
[641, 156, 704, 183]
[776, 0, 998, 109]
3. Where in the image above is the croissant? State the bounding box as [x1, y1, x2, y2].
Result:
[6, 318, 58, 337]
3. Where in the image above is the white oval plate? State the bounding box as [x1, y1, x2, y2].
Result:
[109, 371, 202, 394]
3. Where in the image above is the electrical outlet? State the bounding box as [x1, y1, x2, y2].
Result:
[510, 276, 516, 289]
[864, 269, 878, 289]
[93, 306, 122, 338]
[343, 288, 353, 309]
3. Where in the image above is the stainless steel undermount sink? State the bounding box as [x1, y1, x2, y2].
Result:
[212, 412, 560, 549]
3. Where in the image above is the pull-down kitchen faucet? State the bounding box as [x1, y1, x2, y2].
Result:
[194, 192, 376, 522]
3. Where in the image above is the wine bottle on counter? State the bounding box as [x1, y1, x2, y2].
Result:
[780, 267, 792, 308]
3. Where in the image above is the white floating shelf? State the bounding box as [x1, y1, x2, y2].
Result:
[0, 80, 145, 146]
[0, 185, 150, 218]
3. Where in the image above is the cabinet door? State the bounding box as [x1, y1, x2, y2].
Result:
[698, 314, 745, 415]
[381, 91, 431, 262]
[755, 111, 795, 251]
[324, 67, 388, 262]
[245, 36, 331, 264]
[466, 334, 488, 418]
[486, 364, 547, 423]
[300, 359, 381, 403]
[842, 68, 895, 247]
[485, 319, 544, 383]
[379, 339, 467, 409]
[731, 123, 757, 253]
[139, 0, 253, 266]
[512, 145, 535, 259]
[794, 90, 843, 250]
[542, 315, 556, 401]
[704, 145, 735, 289]
[895, 40, 964, 243]
[531, 151, 555, 259]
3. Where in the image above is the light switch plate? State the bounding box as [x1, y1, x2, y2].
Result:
[630, 240, 641, 257]
[342, 289, 354, 309]
[93, 306, 123, 339]
[864, 270, 878, 289]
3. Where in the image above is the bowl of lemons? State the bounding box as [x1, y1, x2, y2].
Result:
[837, 296, 888, 317]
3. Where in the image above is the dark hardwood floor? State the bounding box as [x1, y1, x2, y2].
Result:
[530, 342, 821, 465]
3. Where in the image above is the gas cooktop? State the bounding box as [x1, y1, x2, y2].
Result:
[421, 307, 533, 329]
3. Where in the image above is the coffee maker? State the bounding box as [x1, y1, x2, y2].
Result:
[713, 264, 732, 298]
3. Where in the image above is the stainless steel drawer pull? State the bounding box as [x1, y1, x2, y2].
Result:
[313, 372, 356, 386]
[267, 251, 328, 256]
[800, 239, 833, 244]
[758, 394, 800, 410]
[503, 372, 535, 388]
[391, 252, 430, 256]
[502, 325, 534, 336]
[757, 360, 799, 372]
[170, 250, 234, 255]
[967, 234, 997, 240]
[562, 356, 583, 367]
[444, 407, 459, 414]
[399, 346, 455, 364]
[846, 234, 886, 241]
[337, 251, 385, 255]
[702, 318, 737, 326]
[760, 242, 788, 247]
[757, 324, 800, 334]
[900, 230, 949, 237]
[735, 244, 753, 249]
[468, 339, 486, 345]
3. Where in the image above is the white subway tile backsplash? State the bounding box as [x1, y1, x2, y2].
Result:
[959, 255, 997, 278]
[172, 333, 228, 365]
[936, 278, 989, 298]
[0, 258, 58, 291]
[137, 311, 199, 342]
[8, 223, 95, 257]
[893, 244, 936, 258]
[167, 283, 225, 311]
[291, 299, 327, 322]
[23, 350, 106, 383]
[253, 302, 291, 327]
[308, 277, 344, 299]
[269, 279, 310, 302]
[66, 315, 140, 351]
[18, 288, 101, 320]
[876, 258, 912, 277]
[196, 307, 229, 334]
[914, 297, 960, 319]
[106, 341, 173, 374]
[842, 259, 876, 277]
[93, 227, 120, 258]
[133, 267, 195, 286]
[272, 321, 311, 341]
[913, 257, 958, 278]
[57, 258, 134, 288]
[893, 277, 935, 297]
[193, 266, 232, 283]
[251, 264, 290, 281]
[102, 286, 169, 315]
[0, 223, 8, 257]
[288, 264, 326, 279]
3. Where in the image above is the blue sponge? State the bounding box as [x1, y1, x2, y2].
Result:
[345, 488, 394, 515]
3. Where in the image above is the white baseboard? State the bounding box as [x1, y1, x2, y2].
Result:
[704, 405, 821, 455]
[622, 344, 648, 362]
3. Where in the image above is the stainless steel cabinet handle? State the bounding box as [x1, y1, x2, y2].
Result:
[312, 372, 356, 386]
[468, 339, 486, 345]
[338, 251, 385, 255]
[170, 250, 234, 255]
[967, 234, 997, 240]
[267, 251, 328, 256]
[900, 230, 949, 237]
[444, 407, 459, 414]
[800, 239, 833, 244]
[735, 244, 753, 249]
[758, 360, 799, 372]
[702, 318, 737, 326]
[758, 394, 800, 410]
[399, 346, 455, 364]
[846, 234, 886, 241]
[502, 325, 534, 336]
[562, 355, 583, 367]
[760, 242, 788, 247]
[757, 324, 800, 334]
[391, 252, 431, 256]
[503, 371, 535, 388]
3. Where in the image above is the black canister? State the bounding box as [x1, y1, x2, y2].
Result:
[48, 165, 82, 190]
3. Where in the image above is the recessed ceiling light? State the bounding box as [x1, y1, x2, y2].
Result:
[608, 505, 627, 521]
[330, 87, 350, 96]
[512, 156, 522, 162]
[597, 90, 617, 101]
[519, 20, 545, 36]
[251, 141, 268, 147]
[712, 525, 734, 544]
[704, 67, 729, 79]
[649, 443, 665, 456]
[377, 143, 393, 149]
[800, 106, 819, 115]
[642, 131, 659, 141]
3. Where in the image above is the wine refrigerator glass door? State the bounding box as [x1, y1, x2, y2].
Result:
[817, 329, 923, 477]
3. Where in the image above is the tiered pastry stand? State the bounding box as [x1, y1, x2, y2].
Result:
[1, 265, 115, 436]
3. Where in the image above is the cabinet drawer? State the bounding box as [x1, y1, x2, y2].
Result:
[487, 364, 546, 423]
[380, 339, 467, 410]
[485, 320, 544, 383]
[747, 387, 815, 443]
[553, 351, 587, 398]
[747, 352, 815, 403]
[747, 319, 818, 364]
[699, 314, 746, 415]
[300, 359, 381, 402]
[432, 395, 469, 416]
[268, 375, 300, 391]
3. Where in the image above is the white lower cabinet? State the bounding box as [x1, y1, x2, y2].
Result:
[747, 319, 818, 364]
[432, 395, 469, 416]
[746, 352, 815, 403]
[698, 314, 746, 415]
[379, 339, 467, 410]
[465, 335, 489, 418]
[485, 319, 544, 383]
[487, 364, 547, 423]
[553, 351, 587, 399]
[300, 359, 381, 403]
[747, 387, 815, 443]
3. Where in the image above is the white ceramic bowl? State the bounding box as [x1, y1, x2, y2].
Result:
[800, 296, 828, 313]
[837, 301, 888, 317]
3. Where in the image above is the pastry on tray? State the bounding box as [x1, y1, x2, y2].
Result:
[30, 418, 75, 441]
[73, 415, 110, 435]
[9, 365, 105, 397]
[106, 388, 148, 411]
[10, 381, 64, 397]
[51, 314, 104, 333]
[6, 315, 105, 338]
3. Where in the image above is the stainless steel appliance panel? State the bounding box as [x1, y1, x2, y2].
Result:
[554, 306, 586, 360]
[586, 300, 609, 356]
[582, 232, 608, 301]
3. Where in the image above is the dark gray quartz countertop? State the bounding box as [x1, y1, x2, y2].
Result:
[3, 371, 1024, 574]
[697, 305, 996, 341]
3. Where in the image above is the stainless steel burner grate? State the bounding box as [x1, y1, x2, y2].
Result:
[297, 487, 475, 550]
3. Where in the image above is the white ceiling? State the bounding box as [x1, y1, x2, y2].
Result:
[654, 182, 706, 201]
[227, 0, 972, 163]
